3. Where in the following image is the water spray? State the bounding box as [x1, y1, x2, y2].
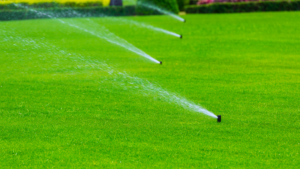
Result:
[8, 5, 220, 120]
[114, 18, 182, 39]
[13, 3, 161, 64]
[4, 28, 219, 122]
[139, 2, 185, 22]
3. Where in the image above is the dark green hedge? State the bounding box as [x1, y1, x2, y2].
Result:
[0, 2, 103, 10]
[185, 1, 300, 13]
[0, 6, 136, 21]
[177, 0, 190, 11]
[136, 0, 179, 15]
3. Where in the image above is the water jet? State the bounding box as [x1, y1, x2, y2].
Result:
[13, 3, 161, 64]
[8, 5, 218, 120]
[114, 18, 182, 38]
[139, 2, 185, 22]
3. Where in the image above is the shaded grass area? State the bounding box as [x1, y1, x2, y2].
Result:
[123, 0, 137, 6]
[0, 12, 300, 168]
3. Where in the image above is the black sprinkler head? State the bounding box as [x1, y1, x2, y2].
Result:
[217, 115, 221, 123]
[180, 35, 183, 39]
[183, 19, 186, 23]
[159, 61, 162, 65]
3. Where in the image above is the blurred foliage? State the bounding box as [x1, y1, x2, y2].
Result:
[0, 2, 104, 9]
[123, 0, 137, 6]
[185, 0, 300, 13]
[0, 0, 110, 6]
[176, 0, 189, 11]
[0, 5, 137, 20]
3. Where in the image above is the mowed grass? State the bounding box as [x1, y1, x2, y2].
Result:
[0, 12, 299, 168]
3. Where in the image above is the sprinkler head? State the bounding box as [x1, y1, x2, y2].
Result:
[183, 19, 186, 23]
[159, 61, 162, 65]
[180, 35, 183, 39]
[217, 115, 221, 123]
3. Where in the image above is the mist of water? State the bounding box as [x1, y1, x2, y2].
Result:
[138, 2, 185, 22]
[13, 4, 161, 64]
[54, 9, 182, 38]
[1, 30, 217, 119]
[114, 18, 182, 38]
[64, 9, 182, 38]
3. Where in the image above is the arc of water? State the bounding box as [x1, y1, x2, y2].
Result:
[138, 2, 185, 22]
[13, 4, 161, 64]
[2, 29, 217, 119]
[115, 18, 182, 38]
[62, 8, 182, 38]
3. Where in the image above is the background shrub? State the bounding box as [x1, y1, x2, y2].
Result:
[0, 6, 138, 21]
[0, 2, 103, 10]
[177, 0, 190, 11]
[185, 1, 300, 13]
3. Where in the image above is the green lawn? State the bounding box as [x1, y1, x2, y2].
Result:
[0, 12, 299, 168]
[123, 0, 137, 6]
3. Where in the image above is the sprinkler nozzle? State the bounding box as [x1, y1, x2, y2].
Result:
[180, 35, 183, 39]
[159, 61, 162, 65]
[217, 115, 221, 123]
[183, 19, 186, 23]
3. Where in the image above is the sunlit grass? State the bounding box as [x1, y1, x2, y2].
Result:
[0, 12, 299, 168]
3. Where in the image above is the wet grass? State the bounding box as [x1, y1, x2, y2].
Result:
[0, 12, 300, 168]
